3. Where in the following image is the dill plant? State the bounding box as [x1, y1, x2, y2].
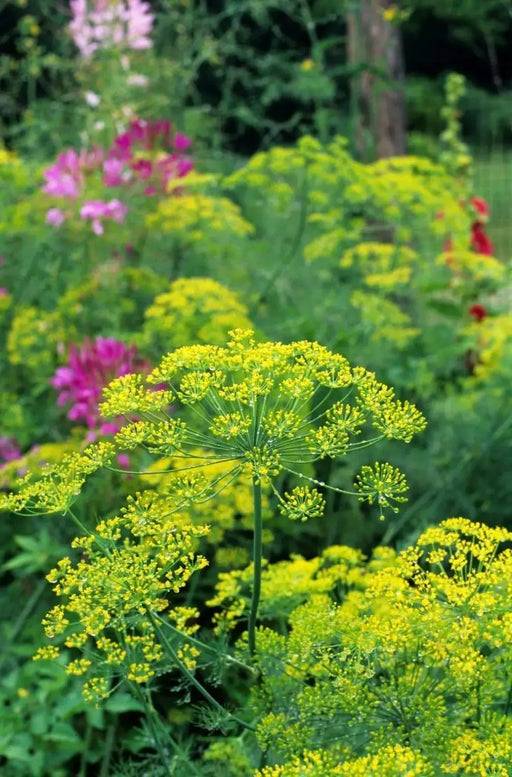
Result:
[0, 330, 425, 755]
[245, 518, 512, 776]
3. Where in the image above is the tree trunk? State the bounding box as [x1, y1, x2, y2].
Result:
[347, 0, 407, 160]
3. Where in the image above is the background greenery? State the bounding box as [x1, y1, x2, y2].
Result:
[1, 0, 512, 774]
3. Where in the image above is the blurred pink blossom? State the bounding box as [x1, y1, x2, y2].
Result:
[0, 437, 21, 467]
[69, 0, 154, 59]
[79, 198, 128, 234]
[46, 208, 67, 227]
[0, 288, 8, 297]
[51, 336, 147, 428]
[107, 120, 193, 194]
[103, 157, 128, 186]
[42, 149, 83, 198]
[173, 132, 192, 152]
[79, 145, 104, 171]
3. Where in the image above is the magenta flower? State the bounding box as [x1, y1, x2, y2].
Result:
[0, 437, 21, 467]
[79, 198, 128, 234]
[51, 336, 147, 429]
[103, 158, 128, 187]
[174, 132, 192, 152]
[42, 149, 83, 198]
[46, 208, 67, 227]
[69, 0, 154, 60]
[105, 120, 193, 195]
[0, 287, 8, 297]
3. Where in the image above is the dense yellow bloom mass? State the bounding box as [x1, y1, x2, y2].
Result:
[101, 329, 425, 515]
[251, 518, 512, 774]
[0, 330, 427, 708]
[142, 276, 253, 352]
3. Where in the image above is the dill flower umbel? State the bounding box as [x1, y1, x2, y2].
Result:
[102, 329, 426, 515]
[2, 331, 426, 678]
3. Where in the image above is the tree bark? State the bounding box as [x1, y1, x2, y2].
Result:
[347, 0, 407, 160]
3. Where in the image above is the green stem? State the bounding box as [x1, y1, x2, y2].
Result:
[153, 612, 255, 674]
[248, 478, 263, 657]
[99, 721, 117, 777]
[130, 683, 173, 776]
[78, 717, 93, 777]
[253, 169, 309, 307]
[4, 577, 46, 649]
[147, 611, 255, 731]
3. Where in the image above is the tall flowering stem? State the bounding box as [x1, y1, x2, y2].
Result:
[99, 329, 426, 654]
[248, 478, 263, 656]
[0, 330, 427, 691]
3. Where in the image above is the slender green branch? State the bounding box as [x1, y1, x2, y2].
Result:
[248, 478, 263, 657]
[253, 168, 309, 306]
[152, 611, 255, 675]
[0, 577, 47, 668]
[147, 610, 256, 731]
[129, 682, 173, 776]
[99, 721, 117, 777]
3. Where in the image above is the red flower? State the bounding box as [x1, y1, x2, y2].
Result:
[469, 303, 488, 322]
[470, 197, 489, 222]
[470, 223, 494, 256]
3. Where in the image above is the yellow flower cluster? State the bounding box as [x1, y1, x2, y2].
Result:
[142, 276, 253, 353]
[144, 451, 272, 562]
[464, 312, 512, 381]
[0, 147, 28, 189]
[100, 329, 425, 516]
[7, 306, 71, 377]
[224, 135, 500, 358]
[146, 192, 253, 241]
[250, 518, 512, 773]
[208, 542, 370, 633]
[257, 744, 431, 776]
[35, 483, 210, 701]
[350, 290, 420, 348]
[0, 442, 114, 515]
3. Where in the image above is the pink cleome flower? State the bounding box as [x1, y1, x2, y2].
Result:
[42, 149, 84, 199]
[0, 437, 21, 468]
[104, 119, 193, 195]
[46, 208, 67, 227]
[79, 198, 128, 234]
[51, 336, 147, 430]
[42, 118, 193, 231]
[69, 0, 154, 60]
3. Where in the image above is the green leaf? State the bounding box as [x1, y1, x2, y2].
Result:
[104, 693, 146, 713]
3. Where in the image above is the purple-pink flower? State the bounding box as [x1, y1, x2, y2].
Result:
[105, 120, 193, 195]
[69, 0, 154, 60]
[51, 336, 147, 429]
[79, 198, 128, 234]
[42, 117, 193, 232]
[42, 149, 83, 199]
[173, 132, 192, 152]
[103, 157, 128, 187]
[46, 208, 67, 227]
[0, 437, 21, 467]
